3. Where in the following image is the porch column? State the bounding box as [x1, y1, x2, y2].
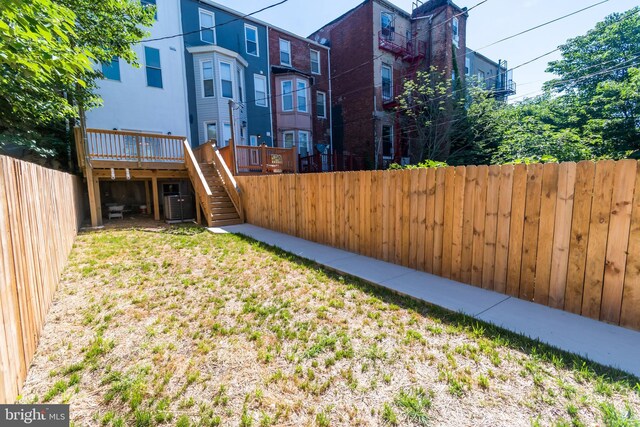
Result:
[85, 166, 102, 227]
[152, 172, 160, 221]
[145, 180, 151, 216]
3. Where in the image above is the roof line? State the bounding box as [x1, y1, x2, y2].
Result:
[198, 0, 329, 49]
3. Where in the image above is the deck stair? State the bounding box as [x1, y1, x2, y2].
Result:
[198, 162, 243, 226]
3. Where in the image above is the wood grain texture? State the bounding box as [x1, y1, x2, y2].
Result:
[621, 162, 640, 329]
[520, 163, 544, 301]
[582, 160, 615, 319]
[601, 160, 637, 324]
[0, 156, 83, 403]
[494, 165, 514, 293]
[534, 163, 559, 305]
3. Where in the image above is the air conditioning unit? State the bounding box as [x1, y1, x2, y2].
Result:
[164, 195, 195, 223]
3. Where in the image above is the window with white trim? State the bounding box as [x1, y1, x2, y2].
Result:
[298, 131, 311, 157]
[219, 61, 233, 98]
[382, 64, 392, 101]
[245, 24, 259, 56]
[202, 60, 214, 97]
[204, 122, 217, 143]
[282, 131, 294, 148]
[281, 80, 293, 112]
[310, 50, 320, 74]
[199, 10, 215, 44]
[465, 57, 471, 75]
[237, 68, 244, 102]
[250, 135, 258, 146]
[223, 122, 232, 147]
[452, 17, 459, 48]
[254, 74, 268, 107]
[316, 91, 326, 118]
[297, 79, 308, 113]
[279, 39, 291, 66]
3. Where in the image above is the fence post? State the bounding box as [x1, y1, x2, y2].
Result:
[261, 144, 267, 174]
[293, 144, 298, 174]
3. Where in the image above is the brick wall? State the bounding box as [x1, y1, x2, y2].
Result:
[311, 1, 375, 163]
[268, 28, 331, 150]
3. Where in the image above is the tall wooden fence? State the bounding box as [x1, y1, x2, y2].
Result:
[237, 160, 640, 330]
[0, 156, 84, 403]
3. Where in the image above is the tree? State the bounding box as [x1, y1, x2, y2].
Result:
[0, 0, 155, 166]
[397, 68, 504, 165]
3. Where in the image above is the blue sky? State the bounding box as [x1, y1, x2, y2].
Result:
[215, 0, 636, 99]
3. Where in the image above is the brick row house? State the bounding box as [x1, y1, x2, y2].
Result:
[86, 0, 513, 172]
[310, 0, 471, 168]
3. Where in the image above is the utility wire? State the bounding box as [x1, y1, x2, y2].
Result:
[475, 0, 610, 50]
[138, 0, 289, 43]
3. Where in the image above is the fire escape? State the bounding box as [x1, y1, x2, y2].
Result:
[378, 29, 426, 163]
[494, 60, 517, 101]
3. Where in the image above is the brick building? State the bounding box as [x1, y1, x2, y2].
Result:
[310, 0, 469, 168]
[267, 27, 331, 158]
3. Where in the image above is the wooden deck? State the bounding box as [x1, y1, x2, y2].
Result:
[74, 128, 244, 228]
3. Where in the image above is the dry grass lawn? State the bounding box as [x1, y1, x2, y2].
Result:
[20, 225, 640, 426]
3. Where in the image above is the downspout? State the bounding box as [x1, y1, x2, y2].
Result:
[178, 2, 191, 145]
[327, 46, 334, 159]
[266, 26, 275, 147]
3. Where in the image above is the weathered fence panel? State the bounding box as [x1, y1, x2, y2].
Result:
[0, 156, 83, 403]
[237, 159, 640, 330]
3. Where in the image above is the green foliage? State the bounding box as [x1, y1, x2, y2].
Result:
[398, 7, 639, 166]
[388, 159, 448, 169]
[0, 0, 155, 163]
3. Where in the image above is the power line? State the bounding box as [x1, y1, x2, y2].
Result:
[137, 0, 289, 44]
[475, 0, 610, 50]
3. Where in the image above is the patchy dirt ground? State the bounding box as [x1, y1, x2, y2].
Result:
[20, 224, 640, 426]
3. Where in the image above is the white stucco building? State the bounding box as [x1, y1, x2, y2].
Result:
[85, 0, 190, 138]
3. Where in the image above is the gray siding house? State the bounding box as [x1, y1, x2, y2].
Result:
[180, 0, 273, 147]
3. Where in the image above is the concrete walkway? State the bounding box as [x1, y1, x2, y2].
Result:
[211, 224, 640, 377]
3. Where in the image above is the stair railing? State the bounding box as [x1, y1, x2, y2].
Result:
[183, 140, 214, 226]
[209, 143, 244, 222]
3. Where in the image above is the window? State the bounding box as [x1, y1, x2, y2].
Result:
[223, 123, 232, 147]
[382, 65, 392, 101]
[382, 125, 393, 158]
[144, 47, 162, 88]
[281, 80, 293, 112]
[381, 12, 394, 39]
[297, 79, 308, 113]
[298, 131, 311, 157]
[199, 10, 215, 44]
[250, 135, 259, 146]
[141, 0, 157, 19]
[101, 57, 120, 81]
[452, 16, 459, 48]
[219, 62, 233, 98]
[282, 131, 294, 149]
[478, 70, 485, 83]
[237, 68, 244, 102]
[310, 50, 320, 74]
[316, 91, 326, 118]
[465, 57, 471, 75]
[279, 39, 291, 66]
[254, 74, 268, 107]
[202, 60, 214, 97]
[204, 122, 217, 143]
[245, 24, 259, 56]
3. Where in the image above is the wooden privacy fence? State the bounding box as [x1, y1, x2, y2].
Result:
[0, 156, 84, 403]
[237, 159, 640, 330]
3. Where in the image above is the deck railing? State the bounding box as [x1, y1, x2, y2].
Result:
[220, 144, 297, 175]
[84, 128, 185, 166]
[183, 140, 213, 226]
